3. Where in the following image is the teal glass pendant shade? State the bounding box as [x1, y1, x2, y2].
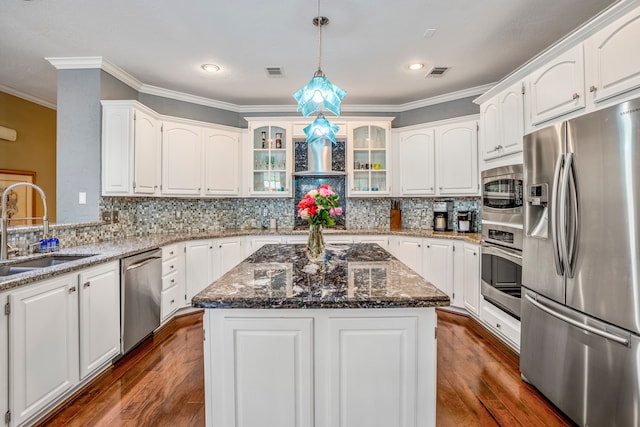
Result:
[293, 69, 347, 117]
[303, 113, 339, 144]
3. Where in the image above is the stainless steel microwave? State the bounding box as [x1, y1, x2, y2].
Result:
[481, 164, 523, 224]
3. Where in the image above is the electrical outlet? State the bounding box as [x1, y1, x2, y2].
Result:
[112, 211, 119, 223]
[101, 211, 112, 224]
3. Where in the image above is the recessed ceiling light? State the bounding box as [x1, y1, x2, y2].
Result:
[201, 64, 220, 73]
[408, 63, 424, 71]
[423, 29, 437, 39]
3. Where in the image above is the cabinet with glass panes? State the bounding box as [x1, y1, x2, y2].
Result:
[248, 122, 292, 196]
[347, 121, 392, 196]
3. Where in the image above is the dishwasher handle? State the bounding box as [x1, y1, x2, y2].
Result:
[125, 256, 161, 271]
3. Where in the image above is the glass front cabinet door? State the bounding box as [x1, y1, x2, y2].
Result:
[248, 122, 292, 197]
[347, 121, 392, 196]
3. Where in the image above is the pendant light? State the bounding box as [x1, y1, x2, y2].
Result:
[293, 0, 346, 120]
[303, 113, 340, 145]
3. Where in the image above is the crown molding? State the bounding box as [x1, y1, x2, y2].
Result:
[44, 56, 492, 113]
[0, 83, 56, 109]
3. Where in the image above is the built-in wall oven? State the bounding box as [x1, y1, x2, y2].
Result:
[481, 223, 522, 319]
[481, 165, 524, 320]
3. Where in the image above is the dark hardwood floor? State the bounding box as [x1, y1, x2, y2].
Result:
[37, 309, 574, 427]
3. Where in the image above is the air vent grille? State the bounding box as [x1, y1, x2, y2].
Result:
[426, 67, 450, 78]
[265, 67, 284, 77]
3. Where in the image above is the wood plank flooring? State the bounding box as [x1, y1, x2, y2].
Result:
[37, 309, 575, 427]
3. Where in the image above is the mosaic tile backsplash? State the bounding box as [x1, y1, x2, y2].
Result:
[3, 196, 480, 250]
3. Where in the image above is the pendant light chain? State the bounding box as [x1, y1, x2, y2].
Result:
[317, 0, 322, 73]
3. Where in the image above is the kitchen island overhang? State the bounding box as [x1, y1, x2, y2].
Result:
[193, 243, 449, 427]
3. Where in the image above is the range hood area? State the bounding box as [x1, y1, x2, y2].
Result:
[293, 138, 347, 229]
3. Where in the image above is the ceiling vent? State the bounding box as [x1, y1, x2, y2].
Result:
[265, 67, 285, 78]
[425, 67, 450, 78]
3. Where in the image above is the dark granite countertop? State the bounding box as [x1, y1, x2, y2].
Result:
[192, 243, 450, 310]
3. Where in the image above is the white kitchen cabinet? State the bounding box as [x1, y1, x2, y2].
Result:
[247, 236, 284, 256]
[204, 308, 437, 427]
[480, 83, 525, 162]
[247, 121, 292, 197]
[78, 261, 120, 379]
[101, 100, 160, 196]
[481, 297, 520, 351]
[162, 242, 186, 320]
[8, 273, 80, 427]
[423, 238, 454, 299]
[587, 5, 640, 105]
[185, 240, 215, 302]
[215, 237, 244, 280]
[462, 243, 481, 316]
[397, 128, 436, 195]
[528, 44, 586, 127]
[202, 126, 241, 196]
[161, 119, 203, 196]
[347, 121, 392, 196]
[435, 120, 479, 195]
[323, 235, 353, 245]
[392, 236, 423, 276]
[210, 315, 315, 427]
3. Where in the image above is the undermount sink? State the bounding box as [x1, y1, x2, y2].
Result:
[0, 254, 95, 277]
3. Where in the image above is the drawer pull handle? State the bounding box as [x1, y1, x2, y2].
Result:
[572, 93, 580, 100]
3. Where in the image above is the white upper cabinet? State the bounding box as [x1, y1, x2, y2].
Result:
[435, 120, 478, 195]
[247, 121, 292, 197]
[347, 121, 392, 197]
[398, 128, 436, 196]
[161, 120, 203, 196]
[203, 127, 240, 196]
[587, 5, 640, 104]
[101, 101, 160, 196]
[527, 44, 586, 126]
[480, 83, 524, 162]
[396, 118, 479, 197]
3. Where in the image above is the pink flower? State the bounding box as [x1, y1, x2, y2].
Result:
[330, 206, 343, 216]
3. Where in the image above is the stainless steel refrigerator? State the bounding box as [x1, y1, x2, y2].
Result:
[521, 98, 640, 426]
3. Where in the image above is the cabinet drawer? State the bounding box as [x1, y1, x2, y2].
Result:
[162, 243, 182, 260]
[161, 284, 184, 320]
[481, 301, 520, 347]
[162, 258, 180, 277]
[162, 269, 181, 291]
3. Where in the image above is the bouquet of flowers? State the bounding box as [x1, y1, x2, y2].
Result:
[297, 184, 343, 227]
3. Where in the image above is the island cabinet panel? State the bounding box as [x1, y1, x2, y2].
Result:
[8, 274, 80, 427]
[319, 316, 423, 427]
[207, 313, 314, 427]
[204, 308, 438, 427]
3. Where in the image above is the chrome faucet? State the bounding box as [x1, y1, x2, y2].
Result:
[1, 182, 49, 261]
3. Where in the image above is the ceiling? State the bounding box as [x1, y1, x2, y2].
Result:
[0, 0, 619, 110]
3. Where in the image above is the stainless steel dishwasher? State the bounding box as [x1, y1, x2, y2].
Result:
[121, 248, 162, 354]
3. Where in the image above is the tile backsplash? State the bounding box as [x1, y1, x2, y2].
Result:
[4, 196, 481, 250]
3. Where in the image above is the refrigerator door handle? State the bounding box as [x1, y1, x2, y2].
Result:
[551, 155, 564, 275]
[525, 293, 630, 346]
[559, 153, 574, 278]
[566, 156, 579, 278]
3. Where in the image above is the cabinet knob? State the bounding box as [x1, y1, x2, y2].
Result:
[69, 286, 77, 294]
[83, 281, 90, 288]
[170, 299, 175, 304]
[589, 85, 597, 93]
[171, 278, 175, 284]
[170, 251, 174, 255]
[170, 265, 174, 270]
[496, 323, 502, 329]
[473, 252, 477, 256]
[439, 187, 443, 190]
[427, 244, 431, 248]
[418, 244, 421, 247]
[572, 93, 580, 100]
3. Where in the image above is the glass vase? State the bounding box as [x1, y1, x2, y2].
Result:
[306, 224, 325, 262]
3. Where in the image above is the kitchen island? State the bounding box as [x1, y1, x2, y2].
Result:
[192, 243, 449, 427]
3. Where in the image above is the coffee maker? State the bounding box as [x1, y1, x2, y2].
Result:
[457, 211, 474, 233]
[432, 201, 452, 232]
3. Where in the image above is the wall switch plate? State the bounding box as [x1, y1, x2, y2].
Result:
[79, 192, 87, 205]
[112, 211, 119, 223]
